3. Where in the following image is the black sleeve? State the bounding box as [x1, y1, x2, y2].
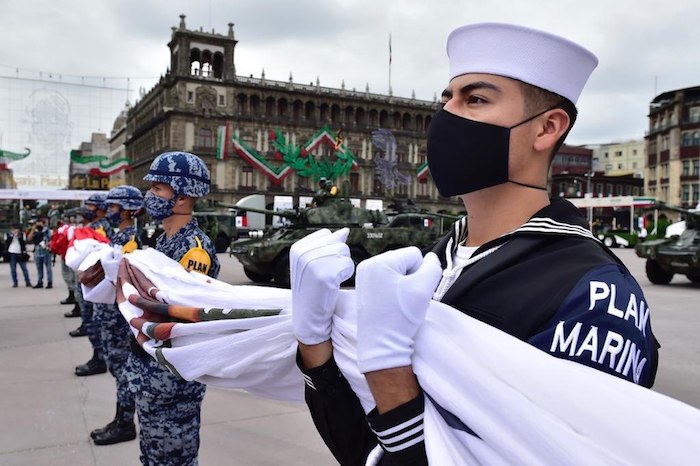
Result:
[366, 395, 428, 466]
[296, 349, 378, 466]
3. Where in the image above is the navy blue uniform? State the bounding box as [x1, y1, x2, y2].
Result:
[299, 198, 659, 465]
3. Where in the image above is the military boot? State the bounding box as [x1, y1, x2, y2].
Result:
[90, 403, 119, 439]
[92, 404, 136, 445]
[74, 351, 107, 376]
[64, 303, 81, 318]
[69, 325, 87, 337]
[61, 291, 76, 305]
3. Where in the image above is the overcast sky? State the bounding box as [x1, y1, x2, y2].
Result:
[2, 0, 700, 146]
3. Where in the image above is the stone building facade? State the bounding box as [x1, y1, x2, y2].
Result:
[118, 16, 462, 214]
[646, 85, 700, 208]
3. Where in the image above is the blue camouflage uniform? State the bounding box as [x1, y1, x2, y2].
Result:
[128, 151, 219, 466]
[78, 216, 113, 355]
[127, 219, 219, 466]
[94, 226, 141, 411]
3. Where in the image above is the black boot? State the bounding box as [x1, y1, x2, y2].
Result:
[61, 291, 76, 305]
[90, 403, 122, 439]
[64, 304, 81, 318]
[69, 325, 87, 337]
[92, 404, 136, 445]
[75, 351, 107, 376]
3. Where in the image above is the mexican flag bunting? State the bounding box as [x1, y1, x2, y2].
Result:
[216, 124, 230, 160]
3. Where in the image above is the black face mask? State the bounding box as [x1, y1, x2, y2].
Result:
[426, 107, 556, 197]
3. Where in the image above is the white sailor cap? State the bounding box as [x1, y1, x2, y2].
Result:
[447, 23, 598, 104]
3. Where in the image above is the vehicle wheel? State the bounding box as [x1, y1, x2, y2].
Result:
[243, 267, 273, 283]
[214, 233, 230, 253]
[603, 236, 615, 248]
[687, 275, 700, 284]
[645, 259, 673, 285]
[274, 252, 291, 288]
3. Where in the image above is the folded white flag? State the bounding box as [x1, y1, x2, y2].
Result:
[117, 249, 700, 465]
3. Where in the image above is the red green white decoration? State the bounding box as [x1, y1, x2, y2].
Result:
[70, 151, 132, 176]
[230, 126, 358, 185]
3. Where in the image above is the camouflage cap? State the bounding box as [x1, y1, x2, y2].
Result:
[85, 192, 108, 211]
[106, 185, 144, 211]
[143, 151, 210, 198]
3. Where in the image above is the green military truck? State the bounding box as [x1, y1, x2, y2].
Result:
[230, 198, 458, 287]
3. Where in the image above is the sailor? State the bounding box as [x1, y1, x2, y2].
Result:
[84, 185, 144, 445]
[126, 151, 220, 465]
[72, 193, 110, 377]
[292, 22, 659, 465]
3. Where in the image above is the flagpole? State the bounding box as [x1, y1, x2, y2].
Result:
[388, 33, 392, 95]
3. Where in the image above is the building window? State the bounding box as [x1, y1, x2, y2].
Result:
[617, 163, 623, 169]
[348, 173, 359, 193]
[197, 128, 214, 148]
[596, 183, 603, 195]
[419, 179, 429, 197]
[694, 184, 700, 203]
[187, 91, 194, 103]
[606, 184, 614, 196]
[242, 167, 253, 187]
[615, 151, 622, 157]
[694, 160, 700, 176]
[218, 94, 226, 106]
[616, 185, 623, 195]
[625, 185, 632, 195]
[694, 132, 700, 146]
[683, 161, 690, 176]
[682, 185, 690, 202]
[633, 186, 640, 196]
[682, 132, 692, 146]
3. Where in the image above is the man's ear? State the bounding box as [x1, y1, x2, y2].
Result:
[533, 108, 570, 153]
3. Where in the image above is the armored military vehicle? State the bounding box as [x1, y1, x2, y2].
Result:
[230, 198, 457, 287]
[635, 204, 700, 284]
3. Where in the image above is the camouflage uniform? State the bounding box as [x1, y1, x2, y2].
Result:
[127, 219, 219, 466]
[94, 226, 141, 409]
[128, 151, 219, 466]
[78, 216, 113, 353]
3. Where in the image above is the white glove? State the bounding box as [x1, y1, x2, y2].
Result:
[291, 228, 355, 345]
[356, 247, 443, 374]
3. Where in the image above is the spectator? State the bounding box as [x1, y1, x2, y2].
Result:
[5, 223, 32, 288]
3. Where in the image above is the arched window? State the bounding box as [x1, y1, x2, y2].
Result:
[345, 106, 354, 125]
[320, 103, 330, 122]
[292, 100, 303, 122]
[201, 50, 213, 77]
[369, 109, 378, 127]
[236, 94, 248, 114]
[392, 112, 401, 128]
[331, 105, 340, 124]
[415, 115, 424, 132]
[356, 108, 366, 126]
[402, 113, 412, 130]
[305, 101, 316, 121]
[278, 99, 288, 118]
[379, 110, 389, 128]
[212, 52, 224, 79]
[265, 97, 275, 117]
[250, 95, 261, 115]
[189, 49, 202, 76]
[424, 115, 432, 131]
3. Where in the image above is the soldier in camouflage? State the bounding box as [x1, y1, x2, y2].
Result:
[127, 152, 220, 466]
[72, 193, 110, 377]
[88, 185, 144, 446]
